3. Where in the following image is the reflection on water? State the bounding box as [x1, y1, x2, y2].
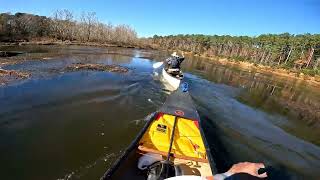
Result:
[183, 57, 320, 146]
[0, 46, 319, 179]
[187, 74, 320, 179]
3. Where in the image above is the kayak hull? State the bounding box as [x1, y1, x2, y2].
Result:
[102, 89, 215, 180]
[162, 68, 182, 90]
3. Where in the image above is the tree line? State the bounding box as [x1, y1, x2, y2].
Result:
[148, 34, 320, 75]
[1, 11, 320, 75]
[0, 10, 137, 45]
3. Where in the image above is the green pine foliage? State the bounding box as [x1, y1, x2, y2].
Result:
[150, 34, 320, 75]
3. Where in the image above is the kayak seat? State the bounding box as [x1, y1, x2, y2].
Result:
[137, 145, 208, 163]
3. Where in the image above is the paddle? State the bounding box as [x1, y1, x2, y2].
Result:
[152, 62, 164, 69]
[164, 116, 178, 178]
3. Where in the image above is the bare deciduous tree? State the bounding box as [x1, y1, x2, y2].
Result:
[52, 9, 75, 41]
[80, 12, 97, 41]
[0, 11, 138, 45]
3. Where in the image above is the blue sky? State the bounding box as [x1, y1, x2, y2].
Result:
[0, 0, 319, 37]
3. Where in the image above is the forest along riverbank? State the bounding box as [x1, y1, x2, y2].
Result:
[0, 46, 319, 179]
[0, 11, 146, 86]
[191, 53, 320, 86]
[148, 34, 320, 84]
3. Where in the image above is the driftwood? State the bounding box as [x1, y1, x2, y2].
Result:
[0, 68, 30, 85]
[66, 63, 129, 73]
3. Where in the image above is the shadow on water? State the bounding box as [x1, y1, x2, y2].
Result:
[0, 46, 320, 179]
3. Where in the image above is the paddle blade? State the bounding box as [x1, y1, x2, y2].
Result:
[153, 62, 164, 69]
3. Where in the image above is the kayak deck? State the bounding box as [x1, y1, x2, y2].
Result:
[139, 113, 207, 160]
[137, 113, 212, 178]
[102, 89, 215, 180]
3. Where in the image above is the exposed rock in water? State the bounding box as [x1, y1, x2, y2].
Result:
[66, 63, 129, 73]
[0, 68, 30, 85]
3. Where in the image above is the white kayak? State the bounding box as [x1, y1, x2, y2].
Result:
[162, 68, 183, 90]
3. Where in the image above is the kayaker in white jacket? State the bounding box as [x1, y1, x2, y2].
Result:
[165, 52, 185, 76]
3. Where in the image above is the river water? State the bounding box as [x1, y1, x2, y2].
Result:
[0, 46, 319, 180]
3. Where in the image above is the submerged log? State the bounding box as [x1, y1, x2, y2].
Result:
[0, 51, 24, 57]
[66, 63, 129, 73]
